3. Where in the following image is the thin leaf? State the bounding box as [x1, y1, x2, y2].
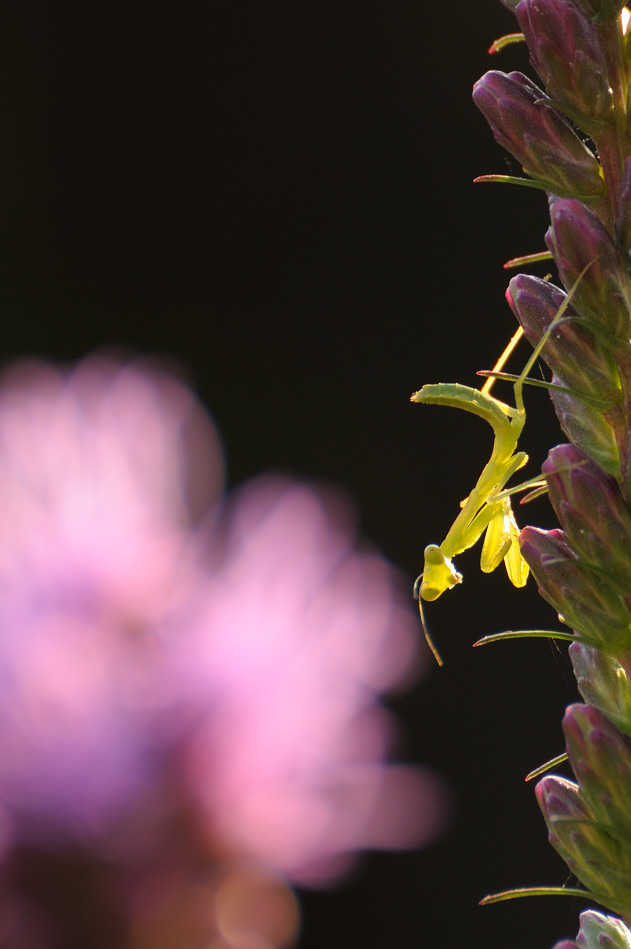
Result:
[525, 753, 569, 782]
[503, 250, 553, 269]
[473, 629, 577, 647]
[488, 32, 526, 55]
[480, 886, 591, 906]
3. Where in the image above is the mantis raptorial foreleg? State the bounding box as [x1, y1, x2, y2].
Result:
[412, 264, 592, 664]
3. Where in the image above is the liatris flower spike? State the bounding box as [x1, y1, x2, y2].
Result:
[414, 1, 631, 945]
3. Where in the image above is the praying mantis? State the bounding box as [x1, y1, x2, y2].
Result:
[412, 265, 592, 664]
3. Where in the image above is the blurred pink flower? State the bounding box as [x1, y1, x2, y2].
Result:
[0, 354, 445, 890]
[0, 355, 224, 849]
[175, 476, 444, 884]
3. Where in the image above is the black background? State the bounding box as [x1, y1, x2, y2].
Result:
[2, 3, 595, 947]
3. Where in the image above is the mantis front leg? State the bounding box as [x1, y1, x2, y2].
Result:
[420, 494, 526, 600]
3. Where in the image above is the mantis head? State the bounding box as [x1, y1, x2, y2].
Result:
[419, 544, 463, 601]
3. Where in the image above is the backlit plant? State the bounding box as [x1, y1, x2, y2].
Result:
[413, 1, 631, 944]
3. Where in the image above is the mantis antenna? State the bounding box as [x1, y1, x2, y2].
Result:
[480, 326, 523, 397]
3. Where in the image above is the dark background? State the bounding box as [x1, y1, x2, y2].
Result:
[2, 3, 594, 947]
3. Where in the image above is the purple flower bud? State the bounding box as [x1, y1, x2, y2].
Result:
[515, 0, 613, 132]
[546, 197, 631, 341]
[536, 770, 631, 916]
[542, 444, 631, 590]
[507, 275, 621, 472]
[507, 275, 621, 400]
[498, 0, 522, 9]
[569, 642, 631, 738]
[519, 526, 631, 649]
[563, 704, 631, 842]
[549, 390, 622, 477]
[563, 910, 631, 949]
[472, 71, 605, 198]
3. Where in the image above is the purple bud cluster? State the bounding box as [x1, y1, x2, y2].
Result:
[475, 0, 631, 940]
[538, 705, 631, 918]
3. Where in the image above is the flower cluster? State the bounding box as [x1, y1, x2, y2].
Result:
[472, 0, 631, 944]
[0, 355, 444, 948]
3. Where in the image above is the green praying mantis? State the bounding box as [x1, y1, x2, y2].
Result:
[412, 265, 592, 665]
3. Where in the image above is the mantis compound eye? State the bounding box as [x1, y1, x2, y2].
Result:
[420, 544, 463, 601]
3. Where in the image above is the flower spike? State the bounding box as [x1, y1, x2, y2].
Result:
[423, 0, 631, 944]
